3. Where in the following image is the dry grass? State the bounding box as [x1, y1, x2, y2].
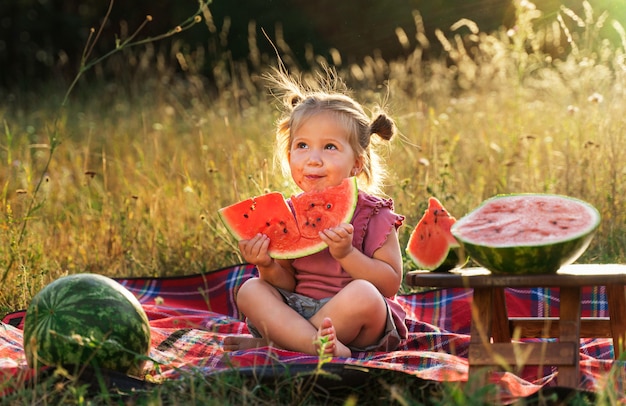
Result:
[2, 1, 626, 312]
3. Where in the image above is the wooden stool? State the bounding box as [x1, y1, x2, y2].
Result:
[405, 264, 626, 388]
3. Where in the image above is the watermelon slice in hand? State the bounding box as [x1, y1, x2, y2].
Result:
[451, 194, 601, 275]
[218, 177, 358, 259]
[406, 197, 466, 272]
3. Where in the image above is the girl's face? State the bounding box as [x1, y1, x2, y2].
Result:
[289, 111, 361, 192]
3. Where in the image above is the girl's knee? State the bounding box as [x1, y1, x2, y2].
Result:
[345, 279, 381, 297]
[342, 279, 386, 309]
[236, 278, 280, 306]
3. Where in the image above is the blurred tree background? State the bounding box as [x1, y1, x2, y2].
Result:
[0, 0, 623, 94]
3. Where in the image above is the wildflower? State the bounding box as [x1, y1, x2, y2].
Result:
[567, 105, 579, 114]
[489, 142, 502, 153]
[520, 0, 536, 10]
[70, 333, 84, 345]
[587, 92, 604, 104]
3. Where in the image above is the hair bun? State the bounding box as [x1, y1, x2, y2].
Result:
[286, 94, 302, 108]
[369, 114, 395, 141]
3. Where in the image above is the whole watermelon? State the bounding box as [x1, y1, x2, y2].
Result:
[23, 273, 151, 376]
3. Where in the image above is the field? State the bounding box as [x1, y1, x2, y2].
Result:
[1, 1, 625, 403]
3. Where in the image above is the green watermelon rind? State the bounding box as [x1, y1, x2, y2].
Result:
[23, 274, 151, 376]
[406, 239, 461, 271]
[273, 240, 328, 259]
[407, 244, 469, 272]
[450, 194, 601, 275]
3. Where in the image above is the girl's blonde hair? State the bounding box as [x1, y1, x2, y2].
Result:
[267, 68, 396, 196]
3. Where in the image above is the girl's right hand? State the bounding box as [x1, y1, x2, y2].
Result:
[238, 234, 273, 268]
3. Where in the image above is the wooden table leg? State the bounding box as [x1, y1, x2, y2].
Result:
[606, 284, 626, 359]
[558, 287, 582, 388]
[492, 287, 511, 343]
[468, 287, 495, 389]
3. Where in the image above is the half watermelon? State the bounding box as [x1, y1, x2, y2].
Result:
[406, 197, 466, 272]
[218, 177, 358, 259]
[451, 194, 601, 275]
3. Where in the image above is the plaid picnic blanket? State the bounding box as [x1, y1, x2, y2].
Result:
[2, 263, 625, 403]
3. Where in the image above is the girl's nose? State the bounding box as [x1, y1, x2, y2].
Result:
[306, 149, 323, 165]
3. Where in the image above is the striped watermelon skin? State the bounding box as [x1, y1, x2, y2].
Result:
[23, 273, 151, 376]
[458, 236, 597, 275]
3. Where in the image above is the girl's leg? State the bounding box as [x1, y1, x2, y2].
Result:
[226, 277, 341, 355]
[309, 279, 388, 350]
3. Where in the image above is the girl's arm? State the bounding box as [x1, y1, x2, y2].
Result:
[256, 259, 296, 291]
[320, 223, 403, 298]
[238, 234, 296, 291]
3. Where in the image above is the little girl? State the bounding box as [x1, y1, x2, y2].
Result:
[224, 69, 407, 357]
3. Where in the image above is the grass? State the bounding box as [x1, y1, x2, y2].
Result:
[1, 0, 625, 403]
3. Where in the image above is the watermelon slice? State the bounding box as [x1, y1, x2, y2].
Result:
[451, 194, 601, 275]
[218, 177, 358, 259]
[406, 197, 465, 272]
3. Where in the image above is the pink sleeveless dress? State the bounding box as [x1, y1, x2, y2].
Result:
[289, 191, 408, 340]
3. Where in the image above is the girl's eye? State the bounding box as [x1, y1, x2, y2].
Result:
[324, 143, 338, 150]
[295, 142, 308, 149]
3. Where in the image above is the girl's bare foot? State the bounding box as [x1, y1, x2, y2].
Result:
[316, 317, 351, 358]
[223, 335, 268, 352]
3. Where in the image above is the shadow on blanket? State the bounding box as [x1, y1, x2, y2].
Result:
[1, 263, 624, 403]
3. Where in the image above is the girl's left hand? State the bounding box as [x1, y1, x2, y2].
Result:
[319, 223, 354, 259]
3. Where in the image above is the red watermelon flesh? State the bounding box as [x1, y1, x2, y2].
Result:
[452, 195, 598, 246]
[406, 197, 462, 271]
[218, 177, 358, 259]
[291, 179, 358, 239]
[218, 192, 301, 246]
